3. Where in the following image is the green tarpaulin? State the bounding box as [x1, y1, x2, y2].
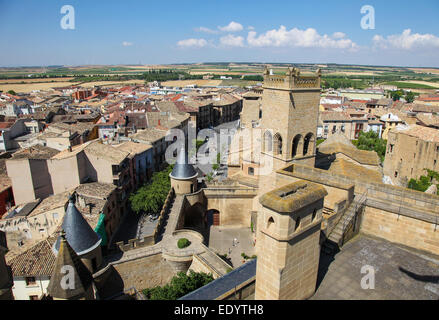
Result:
[94, 213, 108, 246]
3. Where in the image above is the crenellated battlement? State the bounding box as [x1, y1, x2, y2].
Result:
[262, 66, 321, 90]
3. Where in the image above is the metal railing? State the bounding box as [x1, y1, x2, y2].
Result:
[341, 189, 368, 245]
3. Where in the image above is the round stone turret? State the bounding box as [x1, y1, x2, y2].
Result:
[170, 148, 198, 195]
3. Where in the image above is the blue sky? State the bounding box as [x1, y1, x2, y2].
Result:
[1, 0, 439, 67]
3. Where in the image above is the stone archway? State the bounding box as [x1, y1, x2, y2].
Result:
[292, 134, 303, 158]
[183, 202, 206, 233]
[273, 133, 283, 155]
[303, 132, 315, 156]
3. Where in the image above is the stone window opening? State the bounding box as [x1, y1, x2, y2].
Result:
[295, 216, 301, 231]
[312, 209, 317, 222]
[394, 171, 398, 178]
[389, 144, 394, 153]
[267, 216, 274, 229]
[25, 277, 36, 286]
[248, 167, 254, 176]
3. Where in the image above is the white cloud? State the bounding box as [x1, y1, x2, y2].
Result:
[247, 26, 357, 50]
[247, 26, 255, 31]
[177, 38, 208, 48]
[332, 32, 346, 39]
[122, 41, 133, 47]
[218, 21, 243, 32]
[194, 26, 218, 34]
[372, 29, 439, 50]
[220, 34, 244, 47]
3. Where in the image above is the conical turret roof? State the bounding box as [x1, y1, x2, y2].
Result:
[47, 231, 94, 300]
[170, 147, 197, 180]
[53, 194, 101, 256]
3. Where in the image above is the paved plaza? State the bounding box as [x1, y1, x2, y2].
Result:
[312, 234, 439, 300]
[207, 226, 256, 268]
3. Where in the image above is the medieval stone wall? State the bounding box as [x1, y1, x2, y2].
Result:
[112, 253, 176, 291]
[361, 206, 439, 255]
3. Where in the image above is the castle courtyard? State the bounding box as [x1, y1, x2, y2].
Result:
[207, 226, 256, 268]
[312, 235, 439, 300]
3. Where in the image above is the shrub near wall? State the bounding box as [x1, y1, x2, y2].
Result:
[177, 238, 191, 249]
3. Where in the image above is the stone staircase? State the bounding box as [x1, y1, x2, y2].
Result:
[156, 195, 184, 242]
[197, 246, 233, 278]
[322, 194, 367, 254]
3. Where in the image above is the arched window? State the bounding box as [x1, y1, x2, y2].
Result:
[264, 131, 272, 152]
[274, 133, 282, 155]
[292, 134, 302, 158]
[303, 133, 314, 156]
[267, 216, 274, 229]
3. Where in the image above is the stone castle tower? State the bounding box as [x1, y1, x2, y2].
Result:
[48, 231, 95, 300]
[260, 66, 321, 170]
[255, 181, 327, 300]
[53, 195, 103, 273]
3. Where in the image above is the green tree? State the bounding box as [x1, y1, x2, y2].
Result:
[143, 271, 214, 300]
[7, 90, 16, 95]
[206, 172, 214, 182]
[405, 91, 416, 103]
[408, 169, 439, 195]
[355, 131, 387, 162]
[390, 90, 403, 101]
[129, 165, 173, 214]
[242, 75, 264, 81]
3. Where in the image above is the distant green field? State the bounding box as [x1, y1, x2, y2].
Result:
[219, 79, 259, 87]
[384, 81, 437, 89]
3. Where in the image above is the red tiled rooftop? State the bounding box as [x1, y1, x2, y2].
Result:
[171, 94, 183, 102]
[418, 97, 439, 101]
[0, 122, 14, 129]
[174, 101, 197, 113]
